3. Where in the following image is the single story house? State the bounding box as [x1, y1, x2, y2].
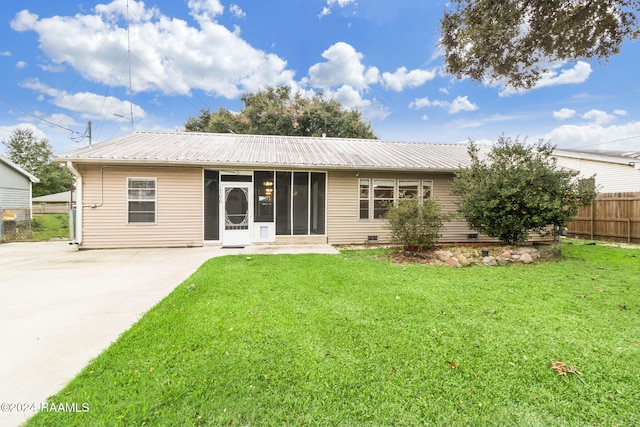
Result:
[0, 154, 39, 220]
[553, 149, 640, 193]
[58, 131, 494, 249]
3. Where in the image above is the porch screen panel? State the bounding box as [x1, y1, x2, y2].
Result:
[254, 171, 274, 222]
[310, 172, 326, 235]
[293, 172, 309, 235]
[204, 170, 219, 240]
[276, 172, 291, 235]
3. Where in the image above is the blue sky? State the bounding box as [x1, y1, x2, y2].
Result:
[1, 0, 639, 155]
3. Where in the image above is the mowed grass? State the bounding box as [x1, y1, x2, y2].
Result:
[27, 242, 639, 426]
[31, 213, 69, 241]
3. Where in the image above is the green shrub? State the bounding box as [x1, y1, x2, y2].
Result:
[385, 197, 451, 250]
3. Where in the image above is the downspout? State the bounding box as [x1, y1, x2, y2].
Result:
[66, 161, 83, 246]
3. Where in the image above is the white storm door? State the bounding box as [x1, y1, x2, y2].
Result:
[221, 183, 252, 246]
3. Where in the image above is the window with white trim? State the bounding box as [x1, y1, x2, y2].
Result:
[422, 180, 433, 199]
[398, 180, 419, 199]
[359, 179, 434, 220]
[373, 179, 395, 219]
[359, 178, 370, 220]
[127, 178, 156, 223]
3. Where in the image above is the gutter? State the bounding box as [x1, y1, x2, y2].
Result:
[66, 161, 82, 246]
[56, 158, 467, 174]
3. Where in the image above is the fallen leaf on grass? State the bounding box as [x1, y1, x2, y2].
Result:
[446, 361, 459, 369]
[551, 360, 588, 386]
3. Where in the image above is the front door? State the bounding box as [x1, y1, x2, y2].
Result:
[221, 183, 251, 246]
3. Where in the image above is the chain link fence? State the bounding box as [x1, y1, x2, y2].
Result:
[1, 208, 33, 243]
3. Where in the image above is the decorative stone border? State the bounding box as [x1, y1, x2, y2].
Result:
[396, 244, 561, 267]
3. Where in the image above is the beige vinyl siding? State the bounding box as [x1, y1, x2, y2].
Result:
[326, 170, 485, 245]
[78, 165, 202, 248]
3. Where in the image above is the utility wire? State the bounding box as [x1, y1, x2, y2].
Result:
[0, 99, 86, 141]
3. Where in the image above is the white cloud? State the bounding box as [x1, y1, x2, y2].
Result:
[409, 95, 477, 114]
[537, 61, 592, 87]
[187, 0, 224, 20]
[0, 51, 11, 57]
[308, 42, 379, 90]
[322, 85, 390, 121]
[20, 78, 146, 121]
[409, 96, 446, 109]
[0, 124, 48, 148]
[10, 1, 295, 99]
[582, 109, 615, 125]
[229, 4, 246, 18]
[553, 108, 577, 120]
[327, 0, 357, 7]
[38, 63, 65, 72]
[499, 61, 592, 96]
[381, 67, 436, 91]
[545, 121, 640, 151]
[614, 109, 627, 116]
[15, 61, 26, 69]
[449, 96, 478, 113]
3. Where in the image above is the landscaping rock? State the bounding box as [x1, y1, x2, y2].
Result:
[483, 256, 497, 266]
[390, 243, 561, 267]
[445, 257, 460, 267]
[519, 253, 533, 264]
[454, 253, 470, 266]
[499, 250, 513, 259]
[434, 250, 453, 262]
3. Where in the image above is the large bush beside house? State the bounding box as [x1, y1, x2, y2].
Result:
[451, 136, 598, 244]
[385, 197, 450, 250]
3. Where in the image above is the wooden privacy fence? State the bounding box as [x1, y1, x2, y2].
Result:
[566, 192, 640, 243]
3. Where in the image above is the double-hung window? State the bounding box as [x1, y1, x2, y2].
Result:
[359, 179, 433, 220]
[373, 179, 395, 219]
[127, 178, 156, 223]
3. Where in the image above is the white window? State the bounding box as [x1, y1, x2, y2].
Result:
[422, 180, 433, 199]
[359, 178, 434, 220]
[373, 179, 395, 219]
[398, 180, 419, 199]
[127, 178, 156, 223]
[359, 178, 370, 220]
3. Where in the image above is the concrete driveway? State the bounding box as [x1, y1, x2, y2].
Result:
[0, 241, 337, 427]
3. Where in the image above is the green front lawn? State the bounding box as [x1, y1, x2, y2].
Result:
[27, 242, 639, 426]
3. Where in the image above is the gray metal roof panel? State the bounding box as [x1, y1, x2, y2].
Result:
[57, 131, 473, 171]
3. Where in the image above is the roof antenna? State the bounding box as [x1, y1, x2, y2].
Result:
[126, 0, 135, 131]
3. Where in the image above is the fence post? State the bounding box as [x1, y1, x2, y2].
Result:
[590, 203, 594, 240]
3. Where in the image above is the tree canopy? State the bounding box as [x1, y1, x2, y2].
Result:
[451, 136, 598, 244]
[184, 86, 377, 139]
[440, 0, 640, 89]
[2, 128, 74, 197]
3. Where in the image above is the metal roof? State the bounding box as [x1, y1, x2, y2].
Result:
[0, 154, 40, 183]
[554, 148, 640, 166]
[57, 131, 474, 172]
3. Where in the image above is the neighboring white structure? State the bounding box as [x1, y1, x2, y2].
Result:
[554, 149, 640, 193]
[0, 155, 39, 217]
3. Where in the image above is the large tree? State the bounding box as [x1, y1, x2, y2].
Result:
[185, 86, 377, 139]
[440, 0, 640, 89]
[451, 136, 598, 244]
[2, 128, 74, 197]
